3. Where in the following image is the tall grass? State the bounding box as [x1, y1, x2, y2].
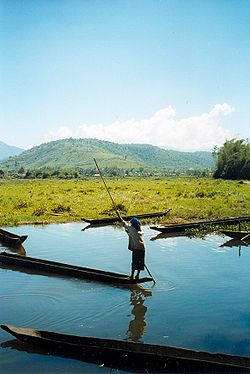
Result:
[0, 178, 249, 226]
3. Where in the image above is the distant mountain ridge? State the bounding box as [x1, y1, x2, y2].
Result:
[0, 141, 24, 160]
[0, 138, 214, 171]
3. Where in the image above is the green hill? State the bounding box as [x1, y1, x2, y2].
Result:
[0, 141, 24, 160]
[0, 138, 214, 173]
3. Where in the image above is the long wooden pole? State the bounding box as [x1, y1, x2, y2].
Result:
[145, 264, 156, 284]
[93, 158, 118, 212]
[93, 158, 156, 284]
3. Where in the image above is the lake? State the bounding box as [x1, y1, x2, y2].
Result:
[1, 222, 250, 373]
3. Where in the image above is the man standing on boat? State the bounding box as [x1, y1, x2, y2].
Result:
[117, 212, 146, 279]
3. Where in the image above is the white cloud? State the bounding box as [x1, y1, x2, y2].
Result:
[44, 104, 235, 151]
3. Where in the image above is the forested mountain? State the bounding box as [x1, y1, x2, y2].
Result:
[0, 138, 214, 175]
[0, 141, 24, 160]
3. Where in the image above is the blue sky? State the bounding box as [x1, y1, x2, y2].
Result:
[0, 0, 249, 151]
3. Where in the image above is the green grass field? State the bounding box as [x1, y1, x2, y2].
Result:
[0, 178, 249, 226]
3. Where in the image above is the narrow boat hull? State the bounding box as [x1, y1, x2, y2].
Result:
[221, 230, 250, 241]
[151, 216, 250, 233]
[0, 229, 28, 246]
[82, 209, 171, 225]
[0, 252, 152, 285]
[1, 324, 250, 372]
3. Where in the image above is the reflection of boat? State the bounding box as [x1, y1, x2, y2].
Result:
[221, 239, 250, 248]
[150, 231, 187, 241]
[0, 229, 28, 246]
[150, 216, 250, 233]
[221, 230, 250, 241]
[5, 244, 26, 256]
[81, 223, 111, 231]
[2, 324, 250, 372]
[0, 252, 152, 285]
[82, 209, 171, 225]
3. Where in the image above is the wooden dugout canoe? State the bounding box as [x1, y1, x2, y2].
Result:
[150, 216, 250, 234]
[220, 230, 250, 241]
[82, 209, 172, 225]
[0, 229, 28, 246]
[1, 324, 250, 372]
[0, 252, 152, 285]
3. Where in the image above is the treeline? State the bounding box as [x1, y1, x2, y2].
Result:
[213, 139, 250, 180]
[1, 139, 248, 180]
[0, 166, 211, 179]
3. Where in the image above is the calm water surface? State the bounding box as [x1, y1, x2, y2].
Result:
[0, 222, 250, 373]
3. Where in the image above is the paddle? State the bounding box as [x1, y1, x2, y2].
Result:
[93, 158, 156, 284]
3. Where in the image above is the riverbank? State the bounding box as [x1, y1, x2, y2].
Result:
[0, 177, 249, 226]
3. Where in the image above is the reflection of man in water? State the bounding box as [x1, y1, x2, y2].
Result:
[126, 290, 147, 342]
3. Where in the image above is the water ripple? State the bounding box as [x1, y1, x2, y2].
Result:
[154, 280, 176, 292]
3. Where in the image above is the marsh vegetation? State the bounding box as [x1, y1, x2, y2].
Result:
[0, 177, 249, 226]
